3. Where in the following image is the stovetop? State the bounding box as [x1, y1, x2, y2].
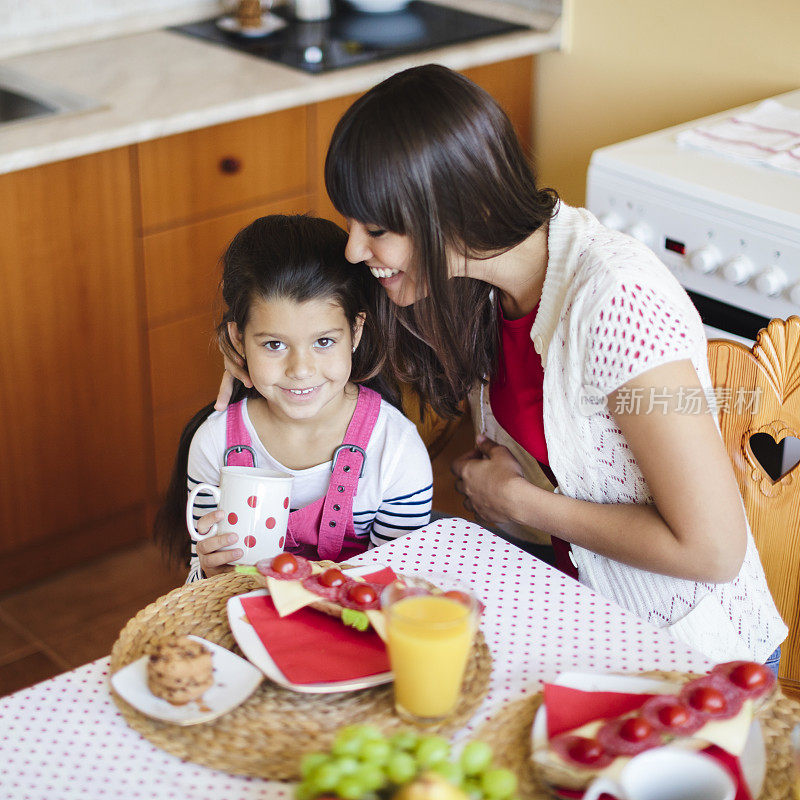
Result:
[171, 1, 533, 74]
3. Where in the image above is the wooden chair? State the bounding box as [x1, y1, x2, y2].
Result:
[707, 316, 800, 687]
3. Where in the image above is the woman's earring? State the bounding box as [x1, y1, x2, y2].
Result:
[352, 346, 357, 353]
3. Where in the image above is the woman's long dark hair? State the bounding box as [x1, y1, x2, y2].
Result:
[154, 214, 398, 568]
[325, 64, 559, 418]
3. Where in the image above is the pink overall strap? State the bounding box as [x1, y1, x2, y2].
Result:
[224, 400, 257, 467]
[316, 386, 382, 561]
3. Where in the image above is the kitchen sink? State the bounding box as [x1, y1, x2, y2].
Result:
[0, 66, 101, 128]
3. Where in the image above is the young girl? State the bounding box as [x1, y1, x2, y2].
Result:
[155, 214, 432, 582]
[314, 64, 787, 667]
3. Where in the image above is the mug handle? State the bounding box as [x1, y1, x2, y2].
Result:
[583, 776, 625, 800]
[186, 483, 221, 540]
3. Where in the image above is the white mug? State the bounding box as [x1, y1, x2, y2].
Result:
[186, 466, 293, 565]
[583, 746, 735, 800]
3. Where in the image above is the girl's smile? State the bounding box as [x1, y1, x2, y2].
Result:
[229, 296, 363, 424]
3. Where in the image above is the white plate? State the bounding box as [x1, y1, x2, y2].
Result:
[110, 635, 263, 725]
[227, 563, 393, 694]
[216, 14, 286, 37]
[530, 671, 766, 798]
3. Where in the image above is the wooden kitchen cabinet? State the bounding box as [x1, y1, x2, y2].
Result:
[0, 148, 150, 593]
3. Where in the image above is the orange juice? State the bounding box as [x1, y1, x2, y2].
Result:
[385, 594, 476, 721]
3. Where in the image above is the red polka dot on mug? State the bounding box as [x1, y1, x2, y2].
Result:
[243, 536, 256, 548]
[284, 497, 289, 509]
[228, 512, 238, 525]
[279, 536, 285, 548]
[247, 495, 258, 508]
[266, 517, 276, 529]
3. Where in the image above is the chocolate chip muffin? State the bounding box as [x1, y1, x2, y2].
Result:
[146, 635, 214, 705]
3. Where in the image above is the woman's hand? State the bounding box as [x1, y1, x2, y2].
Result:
[195, 509, 243, 577]
[214, 354, 253, 411]
[450, 436, 526, 524]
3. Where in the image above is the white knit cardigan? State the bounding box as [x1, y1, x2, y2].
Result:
[473, 203, 787, 663]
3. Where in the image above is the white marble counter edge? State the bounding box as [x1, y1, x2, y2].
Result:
[0, 0, 561, 175]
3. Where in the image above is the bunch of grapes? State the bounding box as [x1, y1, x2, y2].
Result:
[296, 725, 518, 800]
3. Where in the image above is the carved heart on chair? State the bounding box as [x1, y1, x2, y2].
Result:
[749, 432, 800, 482]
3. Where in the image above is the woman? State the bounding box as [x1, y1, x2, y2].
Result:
[220, 65, 786, 667]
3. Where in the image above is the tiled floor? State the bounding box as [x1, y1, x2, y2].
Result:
[3, 413, 798, 705]
[0, 413, 477, 699]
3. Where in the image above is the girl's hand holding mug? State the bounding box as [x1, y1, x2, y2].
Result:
[194, 510, 243, 577]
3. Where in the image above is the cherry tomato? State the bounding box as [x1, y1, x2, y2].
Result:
[443, 590, 472, 607]
[319, 568, 346, 588]
[687, 686, 726, 713]
[271, 553, 299, 575]
[619, 717, 653, 742]
[658, 704, 690, 728]
[567, 737, 605, 765]
[347, 583, 378, 606]
[729, 662, 768, 691]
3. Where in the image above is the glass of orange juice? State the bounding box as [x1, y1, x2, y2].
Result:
[382, 577, 479, 725]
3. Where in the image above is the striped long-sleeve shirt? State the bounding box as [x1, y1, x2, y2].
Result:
[185, 398, 433, 583]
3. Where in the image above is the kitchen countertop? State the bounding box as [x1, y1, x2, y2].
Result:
[0, 0, 560, 176]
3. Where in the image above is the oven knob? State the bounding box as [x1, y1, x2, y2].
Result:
[789, 282, 800, 307]
[689, 245, 722, 274]
[722, 255, 756, 284]
[754, 266, 788, 297]
[626, 221, 654, 247]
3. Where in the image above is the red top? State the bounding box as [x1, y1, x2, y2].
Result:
[489, 303, 577, 579]
[489, 302, 549, 467]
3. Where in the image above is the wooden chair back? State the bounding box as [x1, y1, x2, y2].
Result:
[706, 316, 800, 686]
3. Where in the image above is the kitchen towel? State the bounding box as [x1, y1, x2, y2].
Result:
[676, 99, 800, 175]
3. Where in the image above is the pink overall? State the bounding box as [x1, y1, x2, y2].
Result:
[224, 387, 382, 562]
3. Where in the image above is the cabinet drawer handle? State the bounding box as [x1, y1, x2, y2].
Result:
[219, 156, 242, 175]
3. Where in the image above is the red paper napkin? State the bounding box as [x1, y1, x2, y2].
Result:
[239, 566, 394, 685]
[541, 682, 752, 800]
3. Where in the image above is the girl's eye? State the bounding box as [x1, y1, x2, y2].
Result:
[366, 228, 386, 238]
[315, 337, 335, 349]
[263, 340, 285, 351]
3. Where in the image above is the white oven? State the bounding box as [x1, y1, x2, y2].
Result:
[586, 88, 800, 474]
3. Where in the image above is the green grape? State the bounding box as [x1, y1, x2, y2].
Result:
[300, 752, 329, 779]
[462, 777, 483, 800]
[480, 768, 518, 800]
[385, 751, 417, 784]
[390, 730, 420, 751]
[459, 741, 494, 776]
[335, 775, 368, 800]
[333, 726, 377, 757]
[307, 761, 342, 794]
[352, 764, 386, 792]
[336, 756, 361, 776]
[360, 738, 392, 765]
[429, 759, 464, 786]
[415, 736, 451, 767]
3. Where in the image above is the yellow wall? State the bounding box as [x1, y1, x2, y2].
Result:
[533, 0, 800, 205]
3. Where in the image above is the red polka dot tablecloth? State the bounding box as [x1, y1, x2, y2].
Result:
[0, 520, 711, 799]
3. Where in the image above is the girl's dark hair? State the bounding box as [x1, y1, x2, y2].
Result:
[154, 214, 397, 567]
[325, 64, 559, 418]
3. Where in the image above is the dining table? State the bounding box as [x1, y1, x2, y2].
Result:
[0, 517, 715, 800]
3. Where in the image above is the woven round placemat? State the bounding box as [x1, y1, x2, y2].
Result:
[110, 572, 492, 780]
[475, 670, 800, 800]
